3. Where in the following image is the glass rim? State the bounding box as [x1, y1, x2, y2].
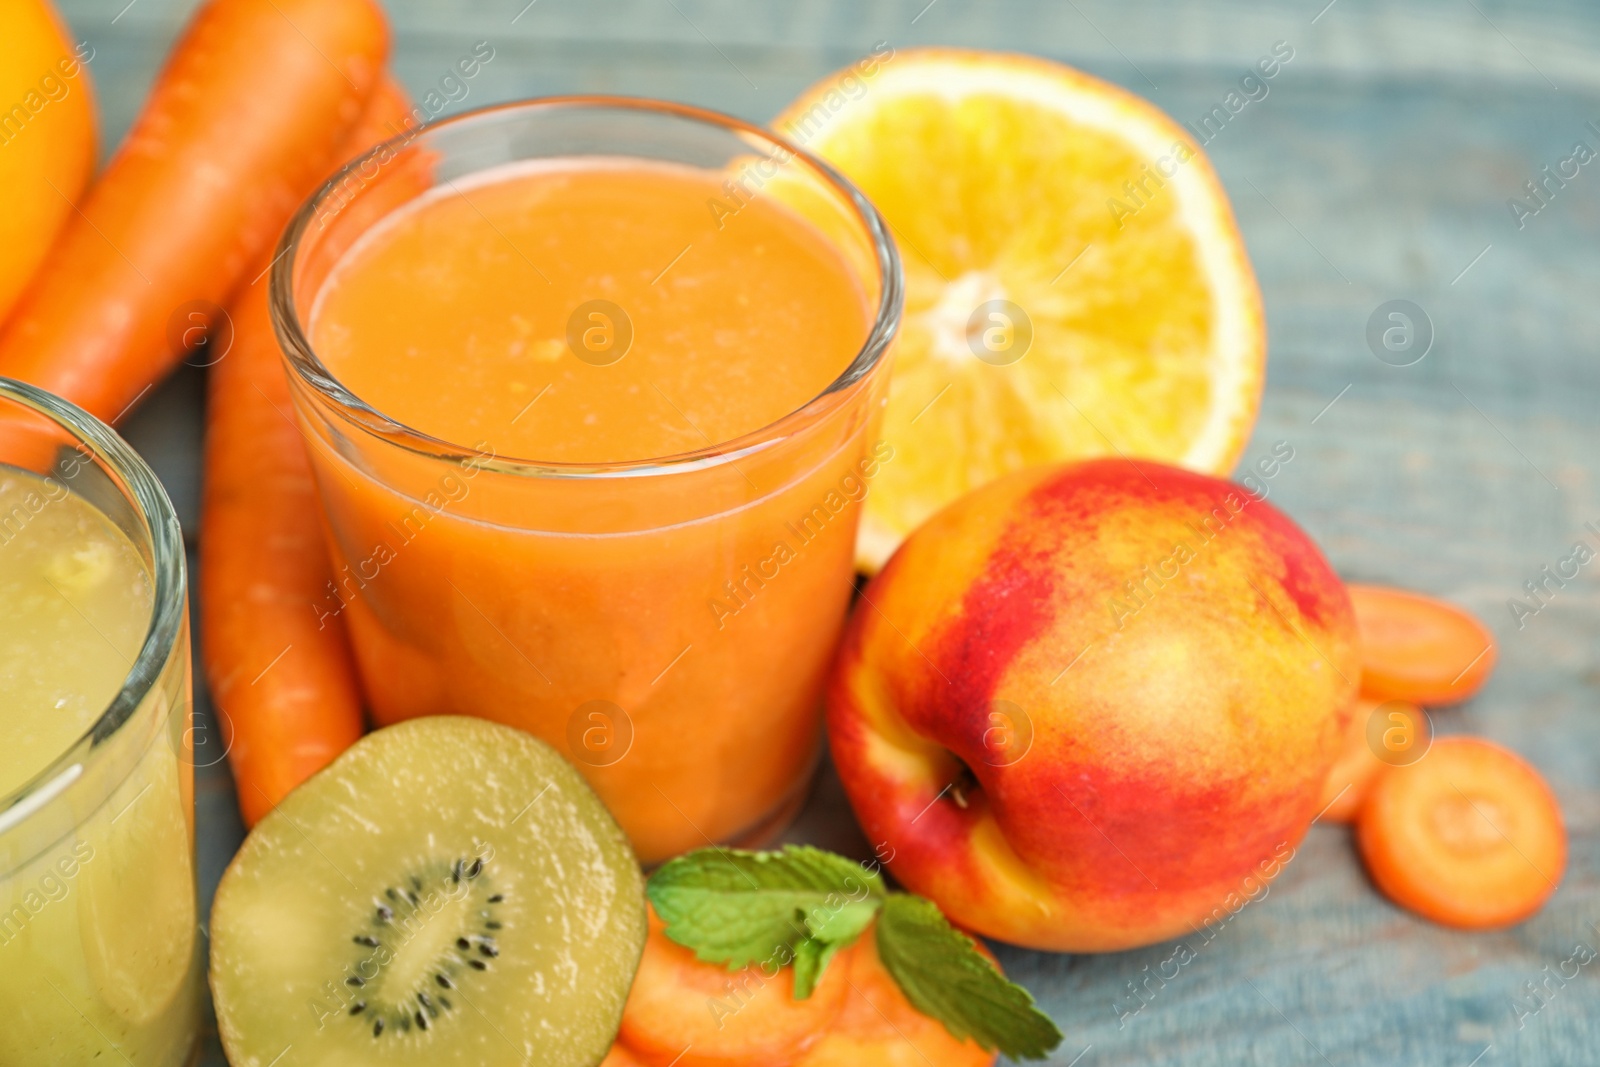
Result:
[270, 93, 904, 478]
[0, 377, 186, 828]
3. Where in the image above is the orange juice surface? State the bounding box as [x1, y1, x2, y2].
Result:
[312, 159, 869, 463]
[299, 158, 890, 863]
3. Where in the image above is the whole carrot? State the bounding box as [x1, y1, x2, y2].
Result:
[201, 76, 412, 827]
[0, 0, 389, 424]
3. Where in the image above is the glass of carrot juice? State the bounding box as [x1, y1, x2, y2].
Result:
[0, 378, 200, 1064]
[272, 97, 901, 864]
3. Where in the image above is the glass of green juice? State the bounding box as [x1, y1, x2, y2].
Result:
[0, 378, 200, 1064]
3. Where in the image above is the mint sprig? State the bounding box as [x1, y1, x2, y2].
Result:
[646, 845, 1063, 1061]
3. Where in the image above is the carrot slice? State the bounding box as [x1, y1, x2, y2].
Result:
[0, 0, 389, 423]
[200, 77, 411, 827]
[1347, 583, 1497, 705]
[618, 910, 849, 1067]
[1318, 697, 1429, 823]
[1357, 737, 1566, 928]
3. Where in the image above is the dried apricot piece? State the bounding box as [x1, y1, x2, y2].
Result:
[794, 927, 995, 1067]
[618, 910, 848, 1066]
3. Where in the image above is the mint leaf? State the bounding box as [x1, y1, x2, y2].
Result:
[805, 896, 879, 944]
[648, 846, 885, 972]
[791, 936, 843, 1000]
[876, 894, 1063, 1061]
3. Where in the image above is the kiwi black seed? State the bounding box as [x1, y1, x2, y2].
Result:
[210, 716, 647, 1067]
[324, 854, 515, 1042]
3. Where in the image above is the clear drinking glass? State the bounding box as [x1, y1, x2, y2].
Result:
[0, 378, 200, 1065]
[272, 97, 901, 864]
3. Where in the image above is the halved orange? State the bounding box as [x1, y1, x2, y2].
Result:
[774, 48, 1265, 570]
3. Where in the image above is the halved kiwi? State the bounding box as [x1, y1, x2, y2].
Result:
[211, 717, 647, 1066]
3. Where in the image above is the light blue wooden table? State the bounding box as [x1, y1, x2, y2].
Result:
[57, 0, 1600, 1063]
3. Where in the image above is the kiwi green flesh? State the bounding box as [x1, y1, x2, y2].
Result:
[210, 717, 647, 1067]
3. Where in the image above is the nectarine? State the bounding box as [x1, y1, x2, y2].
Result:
[829, 458, 1359, 951]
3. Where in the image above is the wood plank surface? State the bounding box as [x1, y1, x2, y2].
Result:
[48, 0, 1600, 1063]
